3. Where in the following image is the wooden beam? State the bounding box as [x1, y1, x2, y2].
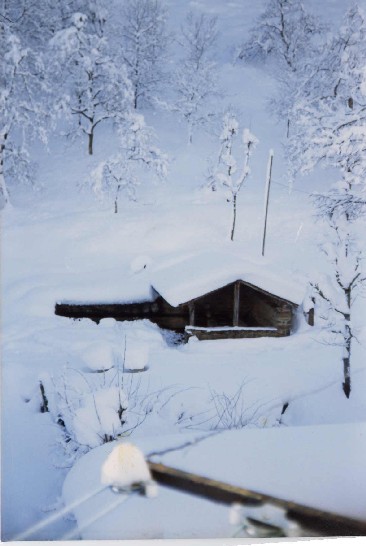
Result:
[148, 461, 366, 536]
[233, 281, 240, 326]
[188, 303, 195, 326]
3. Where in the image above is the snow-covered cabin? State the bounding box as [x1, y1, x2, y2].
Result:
[149, 253, 302, 339]
[55, 253, 304, 340]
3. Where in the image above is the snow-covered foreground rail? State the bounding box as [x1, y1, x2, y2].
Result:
[148, 461, 366, 536]
[14, 456, 366, 540]
[58, 425, 366, 539]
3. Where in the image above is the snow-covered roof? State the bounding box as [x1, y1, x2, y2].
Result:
[150, 251, 305, 307]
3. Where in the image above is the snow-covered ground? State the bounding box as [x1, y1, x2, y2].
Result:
[2, 0, 366, 541]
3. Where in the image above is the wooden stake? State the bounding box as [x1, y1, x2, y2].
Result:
[262, 150, 274, 257]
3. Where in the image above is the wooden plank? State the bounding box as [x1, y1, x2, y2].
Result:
[233, 281, 240, 326]
[148, 462, 366, 536]
[185, 328, 281, 340]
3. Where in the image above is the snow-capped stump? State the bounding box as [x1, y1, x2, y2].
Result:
[98, 317, 118, 329]
[101, 443, 157, 496]
[124, 339, 149, 372]
[82, 342, 117, 372]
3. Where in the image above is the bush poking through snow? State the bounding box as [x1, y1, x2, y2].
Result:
[209, 382, 251, 430]
[40, 368, 140, 462]
[39, 381, 49, 413]
[37, 367, 188, 464]
[207, 382, 284, 430]
[72, 387, 128, 447]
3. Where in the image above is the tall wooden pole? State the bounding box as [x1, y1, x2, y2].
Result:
[262, 150, 274, 257]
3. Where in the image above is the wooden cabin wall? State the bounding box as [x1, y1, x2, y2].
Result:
[55, 283, 295, 336]
[55, 298, 189, 331]
[238, 285, 264, 326]
[251, 293, 278, 328]
[251, 292, 294, 335]
[188, 284, 234, 327]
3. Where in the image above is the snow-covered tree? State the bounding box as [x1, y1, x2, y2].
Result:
[289, 5, 366, 191]
[49, 4, 133, 154]
[308, 214, 365, 399]
[289, 5, 366, 398]
[91, 113, 168, 212]
[119, 0, 170, 109]
[238, 0, 322, 70]
[210, 112, 258, 241]
[164, 12, 220, 144]
[288, 5, 366, 213]
[238, 0, 324, 136]
[0, 0, 50, 206]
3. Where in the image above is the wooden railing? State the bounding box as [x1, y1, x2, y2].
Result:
[148, 461, 366, 537]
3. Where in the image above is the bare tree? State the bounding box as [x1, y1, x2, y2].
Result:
[119, 0, 170, 109]
[238, 0, 324, 137]
[161, 11, 220, 144]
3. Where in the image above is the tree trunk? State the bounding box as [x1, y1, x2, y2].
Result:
[88, 131, 94, 155]
[230, 194, 237, 241]
[342, 319, 352, 399]
[0, 136, 10, 206]
[188, 126, 193, 145]
[114, 185, 121, 214]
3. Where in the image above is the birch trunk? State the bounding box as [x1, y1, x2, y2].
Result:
[0, 134, 10, 206]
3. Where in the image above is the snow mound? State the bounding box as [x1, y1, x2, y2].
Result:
[125, 339, 149, 371]
[82, 342, 117, 371]
[98, 318, 118, 329]
[101, 443, 151, 488]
